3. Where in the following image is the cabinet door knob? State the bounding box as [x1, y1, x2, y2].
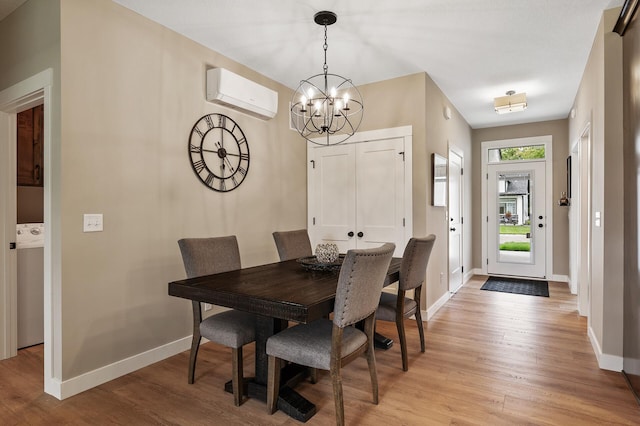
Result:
[348, 231, 354, 237]
[357, 232, 364, 238]
[450, 227, 456, 232]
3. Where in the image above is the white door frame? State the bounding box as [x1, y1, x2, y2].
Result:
[481, 136, 553, 278]
[448, 145, 464, 292]
[0, 69, 61, 398]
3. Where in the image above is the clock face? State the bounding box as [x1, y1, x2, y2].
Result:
[188, 113, 249, 192]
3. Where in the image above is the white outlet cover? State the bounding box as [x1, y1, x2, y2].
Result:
[83, 214, 103, 232]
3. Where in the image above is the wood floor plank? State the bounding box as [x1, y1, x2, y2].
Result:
[1, 275, 639, 424]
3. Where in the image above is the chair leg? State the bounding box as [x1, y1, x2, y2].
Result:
[414, 308, 426, 353]
[396, 315, 409, 372]
[267, 355, 281, 414]
[330, 364, 345, 426]
[366, 333, 379, 404]
[231, 347, 244, 406]
[188, 333, 201, 384]
[309, 367, 318, 384]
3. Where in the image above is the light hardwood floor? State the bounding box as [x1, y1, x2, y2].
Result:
[1, 276, 639, 425]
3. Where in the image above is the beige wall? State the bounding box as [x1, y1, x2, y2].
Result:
[359, 73, 473, 312]
[2, 0, 473, 384]
[569, 8, 624, 362]
[622, 2, 640, 388]
[0, 0, 59, 91]
[58, 0, 305, 378]
[425, 75, 473, 309]
[472, 119, 570, 276]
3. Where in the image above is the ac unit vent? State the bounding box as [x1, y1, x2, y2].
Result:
[206, 68, 278, 120]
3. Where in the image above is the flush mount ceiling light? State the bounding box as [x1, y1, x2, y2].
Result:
[494, 90, 527, 114]
[290, 11, 363, 146]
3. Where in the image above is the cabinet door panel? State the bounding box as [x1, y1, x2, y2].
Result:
[309, 144, 356, 253]
[356, 138, 404, 256]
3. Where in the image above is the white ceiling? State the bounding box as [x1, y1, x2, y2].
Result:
[1, 1, 625, 128]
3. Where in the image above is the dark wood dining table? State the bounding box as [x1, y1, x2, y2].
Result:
[168, 257, 402, 422]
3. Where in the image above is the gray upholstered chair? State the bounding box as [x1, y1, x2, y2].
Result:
[376, 235, 436, 371]
[272, 229, 312, 261]
[177, 236, 256, 406]
[266, 243, 395, 426]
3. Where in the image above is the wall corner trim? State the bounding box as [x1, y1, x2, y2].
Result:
[588, 326, 624, 371]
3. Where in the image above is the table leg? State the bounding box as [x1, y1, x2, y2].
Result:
[374, 332, 394, 349]
[224, 315, 317, 422]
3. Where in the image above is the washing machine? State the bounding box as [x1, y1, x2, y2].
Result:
[16, 223, 44, 348]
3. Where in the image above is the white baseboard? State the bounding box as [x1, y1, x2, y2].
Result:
[425, 291, 451, 320]
[470, 268, 484, 277]
[57, 336, 192, 400]
[463, 269, 476, 284]
[588, 326, 623, 372]
[550, 274, 569, 283]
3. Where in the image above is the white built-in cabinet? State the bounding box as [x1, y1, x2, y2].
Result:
[307, 127, 412, 258]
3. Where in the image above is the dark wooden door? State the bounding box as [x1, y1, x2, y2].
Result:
[17, 105, 43, 187]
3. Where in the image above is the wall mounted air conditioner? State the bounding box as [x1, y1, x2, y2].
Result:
[206, 68, 278, 120]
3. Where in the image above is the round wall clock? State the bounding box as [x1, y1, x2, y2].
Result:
[188, 113, 249, 192]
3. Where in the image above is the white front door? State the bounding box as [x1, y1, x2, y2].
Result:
[448, 149, 463, 292]
[487, 161, 546, 278]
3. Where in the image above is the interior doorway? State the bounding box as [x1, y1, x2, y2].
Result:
[0, 69, 60, 398]
[570, 124, 592, 317]
[481, 136, 553, 280]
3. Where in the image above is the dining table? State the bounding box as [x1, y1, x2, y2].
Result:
[168, 256, 402, 422]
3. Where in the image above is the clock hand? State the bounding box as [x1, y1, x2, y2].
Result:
[215, 142, 235, 172]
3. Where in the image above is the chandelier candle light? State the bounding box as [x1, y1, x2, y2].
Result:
[291, 11, 363, 146]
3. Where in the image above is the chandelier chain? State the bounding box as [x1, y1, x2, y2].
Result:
[323, 24, 328, 75]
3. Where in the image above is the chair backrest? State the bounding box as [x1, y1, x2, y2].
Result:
[178, 236, 241, 278]
[333, 243, 395, 328]
[398, 235, 436, 291]
[272, 229, 312, 261]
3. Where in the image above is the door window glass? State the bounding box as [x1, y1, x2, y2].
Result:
[488, 145, 545, 163]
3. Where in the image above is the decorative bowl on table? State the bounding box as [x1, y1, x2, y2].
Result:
[315, 243, 340, 263]
[297, 243, 342, 271]
[297, 254, 345, 272]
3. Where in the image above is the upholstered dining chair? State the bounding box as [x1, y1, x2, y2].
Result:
[272, 229, 313, 261]
[177, 236, 256, 406]
[376, 235, 436, 372]
[266, 243, 395, 426]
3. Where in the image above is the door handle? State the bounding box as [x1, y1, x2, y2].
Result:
[348, 231, 354, 237]
[357, 232, 364, 238]
[450, 227, 456, 232]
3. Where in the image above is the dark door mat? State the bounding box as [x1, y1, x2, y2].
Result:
[481, 276, 549, 297]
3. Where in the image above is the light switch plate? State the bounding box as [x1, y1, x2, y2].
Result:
[83, 214, 103, 232]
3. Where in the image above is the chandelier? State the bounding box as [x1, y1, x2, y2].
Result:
[290, 11, 363, 146]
